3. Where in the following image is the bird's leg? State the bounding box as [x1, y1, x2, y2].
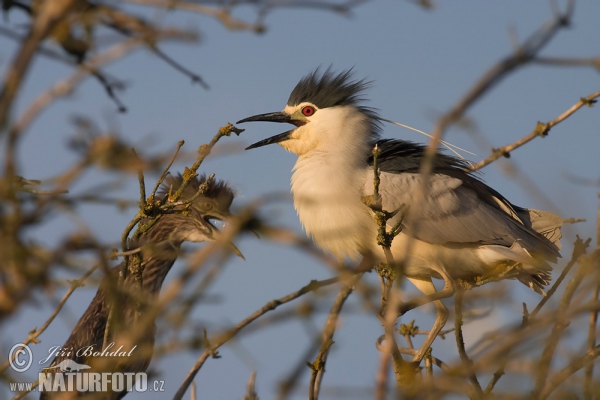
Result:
[408, 271, 455, 363]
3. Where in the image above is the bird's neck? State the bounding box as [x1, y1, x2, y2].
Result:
[129, 222, 184, 296]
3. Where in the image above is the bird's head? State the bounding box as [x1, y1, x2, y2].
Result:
[151, 174, 237, 250]
[238, 68, 381, 156]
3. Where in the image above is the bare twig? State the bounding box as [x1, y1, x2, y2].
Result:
[125, 0, 265, 32]
[150, 140, 185, 199]
[363, 145, 415, 389]
[584, 198, 600, 399]
[534, 256, 590, 395]
[173, 276, 342, 400]
[539, 345, 600, 400]
[0, 264, 98, 374]
[5, 37, 147, 181]
[533, 56, 600, 69]
[471, 90, 600, 171]
[308, 273, 363, 400]
[0, 0, 79, 129]
[429, 0, 574, 150]
[584, 282, 600, 400]
[454, 290, 483, 396]
[530, 235, 592, 318]
[374, 350, 390, 400]
[484, 236, 591, 394]
[243, 371, 259, 400]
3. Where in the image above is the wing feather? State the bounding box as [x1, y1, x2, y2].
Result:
[368, 171, 559, 261]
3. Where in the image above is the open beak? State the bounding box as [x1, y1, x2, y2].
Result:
[237, 112, 295, 150]
[204, 212, 246, 260]
[237, 111, 291, 124]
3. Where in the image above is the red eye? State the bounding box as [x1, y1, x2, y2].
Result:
[302, 106, 315, 117]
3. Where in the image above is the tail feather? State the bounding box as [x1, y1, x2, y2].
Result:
[517, 208, 563, 250]
[513, 208, 562, 295]
[517, 268, 552, 296]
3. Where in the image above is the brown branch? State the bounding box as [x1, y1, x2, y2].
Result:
[429, 0, 574, 147]
[363, 145, 414, 389]
[243, 371, 259, 400]
[484, 236, 591, 394]
[374, 350, 391, 400]
[5, 37, 146, 184]
[584, 282, 600, 400]
[533, 56, 600, 70]
[173, 276, 341, 400]
[585, 198, 600, 399]
[0, 0, 79, 129]
[125, 0, 265, 32]
[277, 332, 323, 400]
[539, 345, 600, 400]
[534, 254, 591, 396]
[0, 264, 98, 374]
[471, 90, 600, 171]
[530, 235, 592, 318]
[309, 273, 363, 400]
[454, 290, 483, 396]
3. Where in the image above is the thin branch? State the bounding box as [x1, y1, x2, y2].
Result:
[0, 0, 79, 129]
[533, 56, 600, 69]
[539, 345, 600, 400]
[585, 197, 600, 399]
[0, 264, 98, 374]
[454, 290, 483, 395]
[150, 140, 185, 199]
[5, 37, 147, 181]
[277, 332, 323, 400]
[471, 90, 600, 171]
[125, 0, 265, 32]
[173, 276, 342, 400]
[394, 346, 450, 371]
[374, 350, 390, 400]
[484, 236, 591, 394]
[243, 371, 259, 400]
[530, 235, 592, 318]
[534, 257, 590, 395]
[429, 0, 574, 147]
[362, 145, 414, 389]
[584, 282, 600, 400]
[133, 148, 146, 206]
[309, 273, 363, 400]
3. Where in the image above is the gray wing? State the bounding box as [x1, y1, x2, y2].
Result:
[370, 171, 559, 260]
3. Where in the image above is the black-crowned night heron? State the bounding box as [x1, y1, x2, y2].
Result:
[237, 68, 562, 362]
[40, 174, 235, 399]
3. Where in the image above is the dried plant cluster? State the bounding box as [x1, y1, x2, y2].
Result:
[0, 1, 598, 399]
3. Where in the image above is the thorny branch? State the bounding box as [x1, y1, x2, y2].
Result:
[584, 202, 600, 399]
[173, 276, 344, 400]
[470, 90, 600, 172]
[362, 144, 416, 390]
[0, 263, 99, 375]
[534, 249, 595, 397]
[483, 236, 592, 394]
[454, 290, 483, 396]
[0, 0, 79, 129]
[308, 273, 363, 400]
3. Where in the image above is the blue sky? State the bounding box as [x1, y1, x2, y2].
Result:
[2, 1, 600, 399]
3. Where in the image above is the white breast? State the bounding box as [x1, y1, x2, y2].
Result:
[291, 152, 376, 260]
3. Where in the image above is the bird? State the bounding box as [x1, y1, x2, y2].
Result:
[237, 68, 562, 362]
[40, 174, 236, 399]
